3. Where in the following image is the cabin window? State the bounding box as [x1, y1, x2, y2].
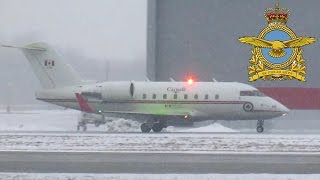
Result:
[194, 94, 198, 99]
[215, 94, 219, 100]
[142, 94, 147, 99]
[240, 91, 254, 96]
[204, 94, 209, 100]
[153, 94, 156, 99]
[163, 94, 167, 99]
[174, 94, 178, 99]
[184, 94, 188, 99]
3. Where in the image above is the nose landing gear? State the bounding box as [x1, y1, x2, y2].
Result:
[256, 119, 264, 133]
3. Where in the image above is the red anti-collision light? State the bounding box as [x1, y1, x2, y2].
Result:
[188, 78, 193, 85]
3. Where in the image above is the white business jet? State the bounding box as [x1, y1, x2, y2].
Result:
[1, 42, 289, 133]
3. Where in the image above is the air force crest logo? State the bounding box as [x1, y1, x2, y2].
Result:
[239, 3, 316, 82]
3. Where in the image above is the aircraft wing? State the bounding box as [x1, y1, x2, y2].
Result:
[75, 93, 200, 118]
[100, 110, 193, 117]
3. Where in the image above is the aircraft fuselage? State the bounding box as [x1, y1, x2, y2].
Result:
[35, 81, 289, 122]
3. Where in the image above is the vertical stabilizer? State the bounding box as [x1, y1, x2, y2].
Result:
[20, 42, 82, 89]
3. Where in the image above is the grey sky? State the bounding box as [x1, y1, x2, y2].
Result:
[0, 0, 147, 105]
[0, 0, 146, 60]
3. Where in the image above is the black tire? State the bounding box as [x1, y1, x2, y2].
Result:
[257, 126, 264, 133]
[141, 123, 151, 133]
[152, 123, 163, 133]
[83, 125, 87, 131]
[77, 125, 80, 131]
[243, 102, 254, 112]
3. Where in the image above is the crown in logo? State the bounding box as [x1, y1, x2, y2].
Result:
[264, 3, 290, 25]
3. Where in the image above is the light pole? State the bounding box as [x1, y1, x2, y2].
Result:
[6, 82, 13, 113]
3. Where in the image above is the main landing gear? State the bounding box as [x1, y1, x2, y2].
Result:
[77, 121, 87, 131]
[141, 119, 167, 133]
[77, 112, 106, 132]
[256, 119, 264, 133]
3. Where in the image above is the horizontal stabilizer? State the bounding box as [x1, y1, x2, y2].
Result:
[1, 44, 46, 51]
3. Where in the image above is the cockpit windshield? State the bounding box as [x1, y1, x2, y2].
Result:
[253, 90, 265, 97]
[240, 90, 265, 97]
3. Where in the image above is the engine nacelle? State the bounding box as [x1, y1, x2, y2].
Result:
[101, 82, 134, 101]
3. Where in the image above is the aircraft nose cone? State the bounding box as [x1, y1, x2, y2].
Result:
[278, 103, 290, 114]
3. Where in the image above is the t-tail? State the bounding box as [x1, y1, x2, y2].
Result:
[2, 42, 82, 89]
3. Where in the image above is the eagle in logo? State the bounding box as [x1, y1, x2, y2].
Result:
[239, 37, 316, 58]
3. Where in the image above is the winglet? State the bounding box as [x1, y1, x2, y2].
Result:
[75, 93, 94, 113]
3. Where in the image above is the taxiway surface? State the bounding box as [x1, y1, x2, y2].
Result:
[0, 151, 319, 174]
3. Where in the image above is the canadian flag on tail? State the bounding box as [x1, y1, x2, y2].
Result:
[44, 59, 55, 68]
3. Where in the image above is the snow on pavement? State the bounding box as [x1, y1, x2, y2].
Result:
[0, 132, 320, 153]
[0, 110, 80, 131]
[1, 110, 320, 153]
[0, 173, 319, 180]
[0, 110, 235, 133]
[175, 123, 237, 132]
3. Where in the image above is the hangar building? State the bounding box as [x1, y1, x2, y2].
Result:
[146, 0, 320, 130]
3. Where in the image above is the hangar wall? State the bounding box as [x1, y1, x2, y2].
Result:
[146, 0, 320, 110]
[146, 0, 320, 130]
[147, 0, 319, 86]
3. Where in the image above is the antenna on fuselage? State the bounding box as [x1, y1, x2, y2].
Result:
[105, 60, 110, 81]
[212, 77, 218, 82]
[169, 78, 176, 82]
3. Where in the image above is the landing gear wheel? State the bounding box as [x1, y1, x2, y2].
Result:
[257, 126, 264, 133]
[141, 123, 151, 133]
[77, 125, 80, 131]
[152, 123, 163, 132]
[256, 119, 264, 133]
[83, 125, 87, 131]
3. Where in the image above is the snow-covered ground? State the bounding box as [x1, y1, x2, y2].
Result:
[0, 110, 80, 131]
[174, 123, 237, 132]
[1, 132, 320, 153]
[1, 110, 320, 179]
[0, 109, 237, 132]
[0, 110, 320, 153]
[0, 173, 319, 180]
[2, 109, 320, 133]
